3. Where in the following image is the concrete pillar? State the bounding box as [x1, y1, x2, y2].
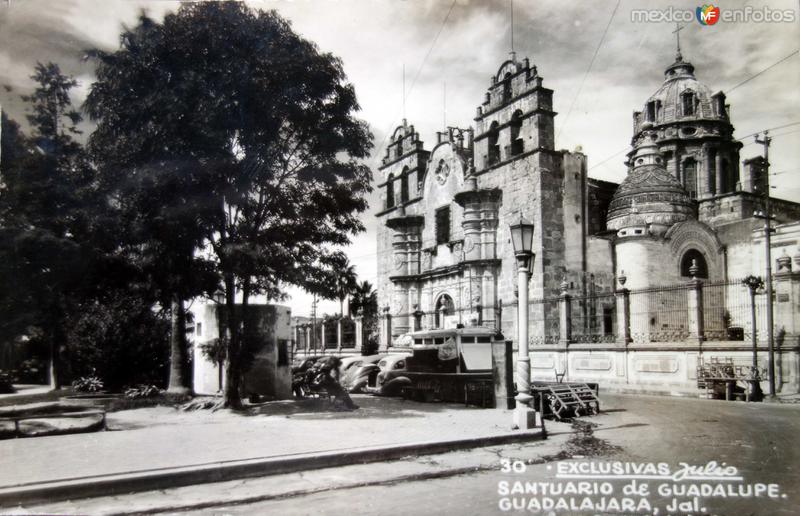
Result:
[559, 290, 572, 347]
[354, 315, 364, 352]
[616, 288, 631, 345]
[336, 318, 343, 352]
[687, 279, 705, 345]
[380, 307, 391, 351]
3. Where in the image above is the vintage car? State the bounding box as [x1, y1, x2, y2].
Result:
[337, 355, 364, 378]
[340, 354, 387, 393]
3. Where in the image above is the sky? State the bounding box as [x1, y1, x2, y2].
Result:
[1, 0, 798, 317]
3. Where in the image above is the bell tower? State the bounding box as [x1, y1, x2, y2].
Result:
[473, 55, 556, 172]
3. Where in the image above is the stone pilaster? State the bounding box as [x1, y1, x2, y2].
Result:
[616, 288, 631, 345]
[354, 315, 364, 352]
[687, 278, 705, 346]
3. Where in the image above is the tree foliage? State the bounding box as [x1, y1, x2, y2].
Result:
[0, 63, 101, 388]
[86, 3, 373, 408]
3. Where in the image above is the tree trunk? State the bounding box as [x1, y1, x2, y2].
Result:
[167, 294, 192, 394]
[223, 273, 243, 409]
[48, 337, 58, 390]
[47, 299, 69, 390]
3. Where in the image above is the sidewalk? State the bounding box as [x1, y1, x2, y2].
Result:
[0, 395, 554, 507]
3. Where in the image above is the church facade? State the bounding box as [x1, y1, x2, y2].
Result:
[375, 51, 800, 395]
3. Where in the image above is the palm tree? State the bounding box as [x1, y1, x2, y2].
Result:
[349, 280, 378, 320]
[336, 262, 357, 318]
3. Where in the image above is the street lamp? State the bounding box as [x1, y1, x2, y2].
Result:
[509, 215, 538, 429]
[742, 275, 764, 402]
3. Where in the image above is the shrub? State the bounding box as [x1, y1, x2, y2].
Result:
[72, 375, 104, 392]
[68, 293, 170, 391]
[0, 371, 16, 394]
[15, 358, 48, 384]
[124, 384, 161, 399]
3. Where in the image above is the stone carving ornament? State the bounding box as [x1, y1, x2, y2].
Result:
[393, 253, 405, 271]
[435, 160, 450, 185]
[463, 236, 475, 253]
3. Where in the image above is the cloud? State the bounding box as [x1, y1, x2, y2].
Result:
[1, 0, 798, 317]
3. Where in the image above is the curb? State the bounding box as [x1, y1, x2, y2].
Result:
[0, 429, 544, 507]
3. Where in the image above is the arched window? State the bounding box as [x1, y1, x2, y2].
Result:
[400, 167, 409, 203]
[721, 159, 731, 193]
[681, 91, 695, 116]
[487, 121, 500, 166]
[680, 249, 708, 278]
[386, 173, 395, 209]
[683, 158, 697, 199]
[646, 101, 657, 122]
[510, 110, 524, 156]
[434, 294, 455, 329]
[395, 135, 403, 158]
[502, 72, 512, 103]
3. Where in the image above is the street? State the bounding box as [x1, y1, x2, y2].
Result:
[177, 394, 799, 516]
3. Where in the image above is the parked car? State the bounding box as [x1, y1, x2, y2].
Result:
[337, 356, 364, 380]
[366, 353, 413, 396]
[341, 354, 386, 393]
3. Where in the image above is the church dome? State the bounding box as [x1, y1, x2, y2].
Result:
[607, 135, 694, 235]
[634, 54, 727, 138]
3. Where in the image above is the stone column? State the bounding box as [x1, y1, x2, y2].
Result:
[320, 320, 328, 350]
[354, 314, 364, 352]
[462, 201, 482, 262]
[704, 145, 715, 197]
[558, 280, 572, 347]
[336, 317, 343, 353]
[615, 288, 631, 345]
[774, 252, 796, 337]
[380, 307, 391, 351]
[482, 270, 496, 327]
[687, 277, 705, 346]
[675, 149, 682, 185]
[305, 325, 312, 353]
[715, 151, 724, 194]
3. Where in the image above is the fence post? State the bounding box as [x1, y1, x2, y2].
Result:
[687, 268, 705, 345]
[615, 285, 631, 345]
[354, 314, 364, 353]
[380, 307, 392, 351]
[336, 317, 343, 353]
[559, 278, 572, 346]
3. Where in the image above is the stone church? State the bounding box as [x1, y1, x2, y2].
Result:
[375, 49, 800, 394]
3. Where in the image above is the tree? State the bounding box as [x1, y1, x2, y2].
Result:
[336, 260, 357, 318]
[349, 280, 379, 353]
[0, 63, 98, 389]
[67, 291, 171, 391]
[86, 3, 372, 408]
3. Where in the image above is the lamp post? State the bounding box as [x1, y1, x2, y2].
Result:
[742, 275, 764, 402]
[509, 215, 538, 429]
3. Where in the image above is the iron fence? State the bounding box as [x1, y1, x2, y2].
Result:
[570, 292, 617, 343]
[628, 285, 691, 343]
